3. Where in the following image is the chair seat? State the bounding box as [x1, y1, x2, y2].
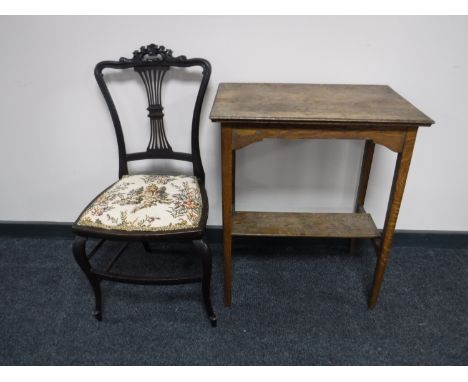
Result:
[76, 174, 204, 233]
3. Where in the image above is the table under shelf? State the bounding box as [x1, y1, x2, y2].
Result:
[232, 211, 380, 238]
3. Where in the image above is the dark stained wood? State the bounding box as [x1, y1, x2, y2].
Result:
[221, 126, 234, 306]
[95, 44, 211, 181]
[210, 83, 434, 126]
[232, 212, 380, 238]
[230, 125, 406, 153]
[369, 128, 418, 308]
[72, 45, 217, 326]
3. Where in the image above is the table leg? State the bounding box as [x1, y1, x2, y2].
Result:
[369, 128, 417, 308]
[221, 126, 234, 306]
[350, 140, 375, 254]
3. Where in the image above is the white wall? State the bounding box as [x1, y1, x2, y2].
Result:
[0, 16, 467, 230]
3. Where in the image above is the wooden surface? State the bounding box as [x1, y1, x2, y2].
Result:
[350, 139, 376, 253]
[210, 83, 434, 126]
[221, 126, 234, 306]
[232, 212, 380, 238]
[230, 125, 407, 153]
[369, 127, 418, 308]
[212, 82, 433, 307]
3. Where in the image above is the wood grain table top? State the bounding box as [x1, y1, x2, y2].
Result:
[209, 83, 434, 127]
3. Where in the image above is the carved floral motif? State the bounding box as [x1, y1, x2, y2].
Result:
[120, 44, 187, 64]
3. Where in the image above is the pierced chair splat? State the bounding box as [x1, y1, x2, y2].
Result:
[71, 44, 216, 326]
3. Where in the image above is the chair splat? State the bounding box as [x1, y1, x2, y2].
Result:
[135, 66, 173, 153]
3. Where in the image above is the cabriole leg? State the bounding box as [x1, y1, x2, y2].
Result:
[142, 241, 152, 252]
[194, 238, 217, 327]
[72, 236, 103, 321]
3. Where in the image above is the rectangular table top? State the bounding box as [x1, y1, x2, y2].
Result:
[209, 83, 434, 127]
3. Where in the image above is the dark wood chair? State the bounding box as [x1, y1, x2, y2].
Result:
[72, 44, 216, 326]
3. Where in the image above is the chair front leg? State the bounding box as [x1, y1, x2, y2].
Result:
[72, 236, 103, 321]
[193, 238, 217, 327]
[142, 241, 152, 252]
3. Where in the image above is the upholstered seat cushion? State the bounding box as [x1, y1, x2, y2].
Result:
[76, 174, 203, 232]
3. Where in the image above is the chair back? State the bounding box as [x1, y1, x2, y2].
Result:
[94, 44, 211, 183]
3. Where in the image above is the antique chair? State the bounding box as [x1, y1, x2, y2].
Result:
[71, 44, 216, 326]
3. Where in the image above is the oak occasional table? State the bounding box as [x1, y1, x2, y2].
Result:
[209, 83, 434, 307]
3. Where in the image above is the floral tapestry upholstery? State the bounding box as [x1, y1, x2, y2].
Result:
[77, 174, 203, 232]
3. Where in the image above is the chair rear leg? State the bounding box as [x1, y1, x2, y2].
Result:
[142, 241, 152, 252]
[72, 236, 103, 321]
[193, 238, 217, 327]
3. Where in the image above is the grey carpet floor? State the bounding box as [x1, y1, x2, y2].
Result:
[0, 235, 467, 365]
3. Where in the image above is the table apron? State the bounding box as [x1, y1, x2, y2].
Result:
[226, 125, 417, 153]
